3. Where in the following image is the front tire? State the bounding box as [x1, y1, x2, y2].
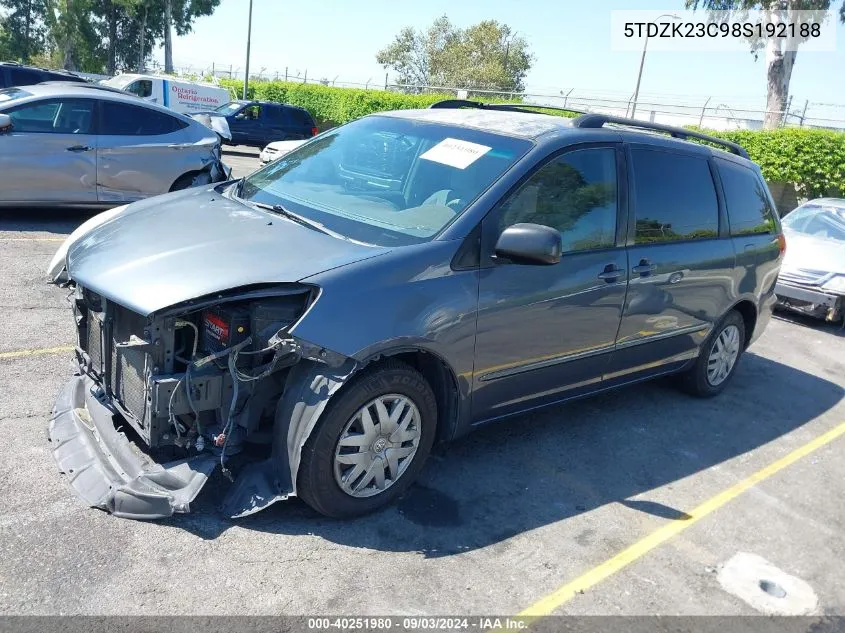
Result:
[680, 310, 746, 397]
[297, 361, 437, 518]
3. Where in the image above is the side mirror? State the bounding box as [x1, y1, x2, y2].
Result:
[0, 113, 11, 134]
[494, 223, 562, 265]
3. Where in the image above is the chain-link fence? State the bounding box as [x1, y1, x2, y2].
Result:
[150, 60, 845, 132]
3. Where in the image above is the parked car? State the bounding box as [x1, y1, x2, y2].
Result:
[260, 138, 308, 164]
[775, 198, 845, 324]
[199, 100, 318, 147]
[101, 73, 230, 114]
[0, 61, 88, 88]
[47, 103, 783, 521]
[0, 83, 231, 207]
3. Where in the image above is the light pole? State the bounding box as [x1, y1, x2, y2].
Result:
[242, 0, 254, 99]
[630, 13, 679, 119]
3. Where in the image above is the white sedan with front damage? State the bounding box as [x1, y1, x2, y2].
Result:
[775, 198, 845, 325]
[259, 139, 307, 164]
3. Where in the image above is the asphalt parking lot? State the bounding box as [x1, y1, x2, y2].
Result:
[1, 147, 844, 618]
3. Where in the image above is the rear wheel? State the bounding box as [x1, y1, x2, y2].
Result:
[169, 170, 208, 192]
[297, 361, 437, 518]
[680, 310, 746, 397]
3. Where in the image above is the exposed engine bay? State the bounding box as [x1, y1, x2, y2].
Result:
[49, 282, 356, 520]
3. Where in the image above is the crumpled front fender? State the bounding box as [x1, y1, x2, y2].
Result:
[219, 357, 358, 518]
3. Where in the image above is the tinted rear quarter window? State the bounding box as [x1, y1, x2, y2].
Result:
[717, 158, 777, 235]
[631, 148, 719, 243]
[8, 68, 43, 86]
[100, 100, 187, 135]
[286, 107, 313, 127]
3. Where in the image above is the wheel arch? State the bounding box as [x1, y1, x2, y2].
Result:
[728, 298, 758, 348]
[357, 346, 463, 444]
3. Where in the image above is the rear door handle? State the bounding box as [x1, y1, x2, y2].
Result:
[632, 260, 657, 276]
[66, 145, 92, 152]
[597, 265, 626, 282]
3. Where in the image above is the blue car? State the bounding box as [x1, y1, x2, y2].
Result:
[203, 99, 318, 147]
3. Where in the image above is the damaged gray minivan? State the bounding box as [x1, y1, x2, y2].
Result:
[48, 102, 784, 520]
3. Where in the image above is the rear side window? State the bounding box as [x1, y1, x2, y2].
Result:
[286, 107, 314, 127]
[100, 101, 187, 135]
[264, 105, 284, 122]
[631, 148, 719, 243]
[717, 159, 777, 235]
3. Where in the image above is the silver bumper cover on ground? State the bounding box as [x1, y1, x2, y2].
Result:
[48, 373, 217, 520]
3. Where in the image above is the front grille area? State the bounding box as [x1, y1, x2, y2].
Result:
[79, 299, 151, 427]
[86, 313, 103, 374]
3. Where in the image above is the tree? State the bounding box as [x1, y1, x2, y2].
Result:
[0, 0, 50, 62]
[687, 0, 844, 129]
[376, 15, 533, 92]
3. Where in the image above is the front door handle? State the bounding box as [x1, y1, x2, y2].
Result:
[66, 145, 92, 152]
[632, 259, 657, 276]
[597, 264, 626, 282]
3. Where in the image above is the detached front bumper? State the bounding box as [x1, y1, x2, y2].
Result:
[48, 373, 217, 520]
[775, 281, 844, 323]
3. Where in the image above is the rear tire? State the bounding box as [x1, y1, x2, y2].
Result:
[680, 310, 746, 397]
[297, 361, 437, 518]
[169, 171, 206, 192]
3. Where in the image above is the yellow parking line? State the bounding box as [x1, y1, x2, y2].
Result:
[518, 420, 845, 618]
[0, 237, 66, 242]
[0, 345, 74, 360]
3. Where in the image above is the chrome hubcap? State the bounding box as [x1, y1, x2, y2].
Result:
[707, 324, 740, 386]
[333, 394, 422, 498]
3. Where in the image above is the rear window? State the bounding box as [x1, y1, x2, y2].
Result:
[286, 107, 314, 127]
[631, 148, 719, 243]
[8, 68, 43, 86]
[100, 101, 187, 135]
[717, 159, 777, 235]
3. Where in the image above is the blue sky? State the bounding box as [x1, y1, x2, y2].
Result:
[154, 0, 844, 122]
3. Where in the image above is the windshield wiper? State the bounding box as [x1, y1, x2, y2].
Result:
[250, 201, 338, 237]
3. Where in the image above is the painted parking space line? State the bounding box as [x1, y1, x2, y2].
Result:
[517, 419, 845, 618]
[0, 345, 74, 360]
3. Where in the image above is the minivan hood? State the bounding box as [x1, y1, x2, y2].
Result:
[781, 230, 845, 275]
[66, 186, 388, 316]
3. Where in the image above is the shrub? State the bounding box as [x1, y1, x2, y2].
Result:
[694, 127, 845, 200]
[219, 79, 579, 127]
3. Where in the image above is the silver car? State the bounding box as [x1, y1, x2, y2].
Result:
[775, 198, 845, 325]
[0, 83, 229, 207]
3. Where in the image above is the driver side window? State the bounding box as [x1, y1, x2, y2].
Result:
[498, 147, 618, 253]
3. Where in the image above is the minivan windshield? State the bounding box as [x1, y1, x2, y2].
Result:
[236, 115, 532, 246]
[215, 101, 245, 115]
[782, 204, 845, 244]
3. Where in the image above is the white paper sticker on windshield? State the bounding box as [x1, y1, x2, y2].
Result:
[420, 138, 492, 169]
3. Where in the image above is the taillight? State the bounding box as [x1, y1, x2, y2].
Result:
[777, 233, 787, 257]
[311, 126, 319, 136]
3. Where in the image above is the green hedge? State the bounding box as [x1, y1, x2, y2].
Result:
[694, 127, 845, 200]
[219, 79, 579, 126]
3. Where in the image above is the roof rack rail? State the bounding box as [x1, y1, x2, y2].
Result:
[572, 113, 749, 159]
[428, 98, 586, 117]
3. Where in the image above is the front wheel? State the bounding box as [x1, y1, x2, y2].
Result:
[297, 361, 437, 518]
[680, 310, 746, 397]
